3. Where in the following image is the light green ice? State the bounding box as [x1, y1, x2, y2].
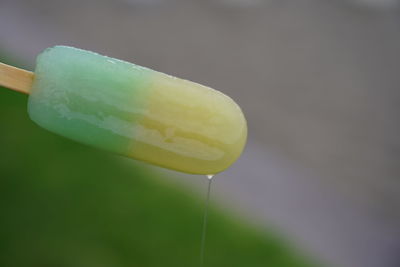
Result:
[28, 46, 154, 156]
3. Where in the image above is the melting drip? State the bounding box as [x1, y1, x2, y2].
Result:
[200, 174, 214, 267]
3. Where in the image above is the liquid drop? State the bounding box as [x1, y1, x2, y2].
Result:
[200, 174, 214, 267]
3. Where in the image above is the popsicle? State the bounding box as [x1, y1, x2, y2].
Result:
[0, 46, 247, 174]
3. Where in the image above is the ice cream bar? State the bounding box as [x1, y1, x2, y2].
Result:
[20, 46, 247, 174]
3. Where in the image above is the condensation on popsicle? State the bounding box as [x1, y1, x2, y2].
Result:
[28, 46, 247, 174]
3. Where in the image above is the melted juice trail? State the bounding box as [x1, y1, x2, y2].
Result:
[200, 175, 213, 267]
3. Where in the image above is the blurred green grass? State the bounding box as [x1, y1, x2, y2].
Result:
[0, 55, 317, 267]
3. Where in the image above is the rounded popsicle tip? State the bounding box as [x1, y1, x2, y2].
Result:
[28, 46, 247, 175]
[147, 84, 248, 175]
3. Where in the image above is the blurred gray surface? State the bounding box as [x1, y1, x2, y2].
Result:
[1, 0, 399, 266]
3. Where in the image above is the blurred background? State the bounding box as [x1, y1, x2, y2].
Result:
[0, 0, 399, 266]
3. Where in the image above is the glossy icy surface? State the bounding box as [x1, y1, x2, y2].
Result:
[28, 46, 247, 174]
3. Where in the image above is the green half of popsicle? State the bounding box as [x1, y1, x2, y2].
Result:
[27, 46, 247, 174]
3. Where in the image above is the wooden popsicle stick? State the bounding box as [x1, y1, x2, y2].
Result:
[0, 62, 33, 94]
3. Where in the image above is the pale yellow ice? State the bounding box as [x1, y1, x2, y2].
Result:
[127, 72, 247, 174]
